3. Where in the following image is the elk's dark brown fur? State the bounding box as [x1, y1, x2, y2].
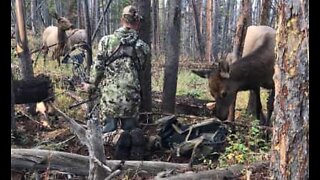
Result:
[205, 26, 276, 126]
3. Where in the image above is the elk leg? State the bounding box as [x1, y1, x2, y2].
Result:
[266, 88, 275, 127]
[254, 88, 266, 125]
[227, 94, 237, 122]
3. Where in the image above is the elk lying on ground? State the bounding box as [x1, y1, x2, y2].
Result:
[41, 13, 73, 66]
[193, 26, 276, 126]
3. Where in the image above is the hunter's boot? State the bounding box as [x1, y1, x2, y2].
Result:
[129, 128, 146, 160]
[114, 131, 131, 160]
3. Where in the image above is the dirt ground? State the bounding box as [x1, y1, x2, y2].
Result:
[11, 91, 269, 179]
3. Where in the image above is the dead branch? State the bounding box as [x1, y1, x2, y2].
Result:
[155, 161, 269, 180]
[51, 104, 87, 144]
[11, 149, 192, 176]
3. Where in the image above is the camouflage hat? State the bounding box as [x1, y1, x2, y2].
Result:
[122, 5, 142, 23]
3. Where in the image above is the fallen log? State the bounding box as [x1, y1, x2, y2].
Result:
[155, 161, 269, 180]
[13, 74, 53, 104]
[11, 149, 191, 176]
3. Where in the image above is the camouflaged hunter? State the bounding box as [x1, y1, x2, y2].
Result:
[88, 7, 150, 133]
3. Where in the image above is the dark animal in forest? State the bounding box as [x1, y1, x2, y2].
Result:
[41, 13, 73, 66]
[193, 26, 276, 126]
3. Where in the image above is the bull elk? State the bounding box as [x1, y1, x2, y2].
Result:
[193, 26, 276, 127]
[41, 13, 73, 66]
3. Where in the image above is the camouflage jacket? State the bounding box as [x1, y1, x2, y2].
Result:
[90, 27, 150, 119]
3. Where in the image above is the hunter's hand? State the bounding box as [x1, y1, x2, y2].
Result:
[80, 82, 91, 92]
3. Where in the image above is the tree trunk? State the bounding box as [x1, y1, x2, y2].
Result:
[191, 0, 205, 61]
[161, 0, 181, 114]
[270, 0, 309, 179]
[198, 0, 203, 35]
[11, 148, 191, 176]
[15, 0, 34, 80]
[260, 0, 271, 26]
[222, 0, 231, 54]
[132, 0, 152, 121]
[212, 0, 220, 61]
[83, 0, 92, 74]
[42, 0, 50, 26]
[205, 0, 213, 62]
[152, 0, 158, 57]
[77, 0, 82, 28]
[30, 0, 37, 34]
[232, 0, 251, 61]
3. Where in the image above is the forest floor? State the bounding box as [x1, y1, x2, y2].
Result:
[11, 51, 271, 179]
[11, 91, 271, 179]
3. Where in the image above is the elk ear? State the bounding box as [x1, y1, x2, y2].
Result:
[218, 61, 230, 79]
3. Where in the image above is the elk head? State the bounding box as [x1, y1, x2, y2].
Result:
[51, 12, 73, 31]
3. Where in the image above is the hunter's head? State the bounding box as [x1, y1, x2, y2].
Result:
[121, 5, 142, 31]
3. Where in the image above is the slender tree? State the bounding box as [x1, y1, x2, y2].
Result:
[191, 0, 205, 61]
[162, 0, 181, 113]
[132, 0, 152, 120]
[260, 0, 271, 25]
[30, 0, 38, 34]
[205, 0, 213, 62]
[270, 0, 309, 179]
[152, 0, 159, 57]
[232, 0, 251, 60]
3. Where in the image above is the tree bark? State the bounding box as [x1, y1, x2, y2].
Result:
[191, 0, 205, 61]
[15, 0, 34, 80]
[30, 0, 37, 34]
[222, 0, 230, 54]
[232, 0, 251, 61]
[83, 0, 93, 75]
[205, 0, 213, 62]
[270, 0, 309, 179]
[161, 0, 181, 114]
[260, 0, 271, 26]
[132, 0, 153, 121]
[11, 149, 191, 176]
[152, 0, 158, 57]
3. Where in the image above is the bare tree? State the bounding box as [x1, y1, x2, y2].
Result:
[271, 0, 309, 179]
[162, 0, 182, 113]
[191, 0, 205, 61]
[232, 0, 251, 60]
[152, 0, 159, 56]
[83, 0, 93, 74]
[260, 0, 271, 25]
[132, 0, 152, 121]
[205, 0, 213, 62]
[222, 0, 231, 53]
[30, 0, 38, 34]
